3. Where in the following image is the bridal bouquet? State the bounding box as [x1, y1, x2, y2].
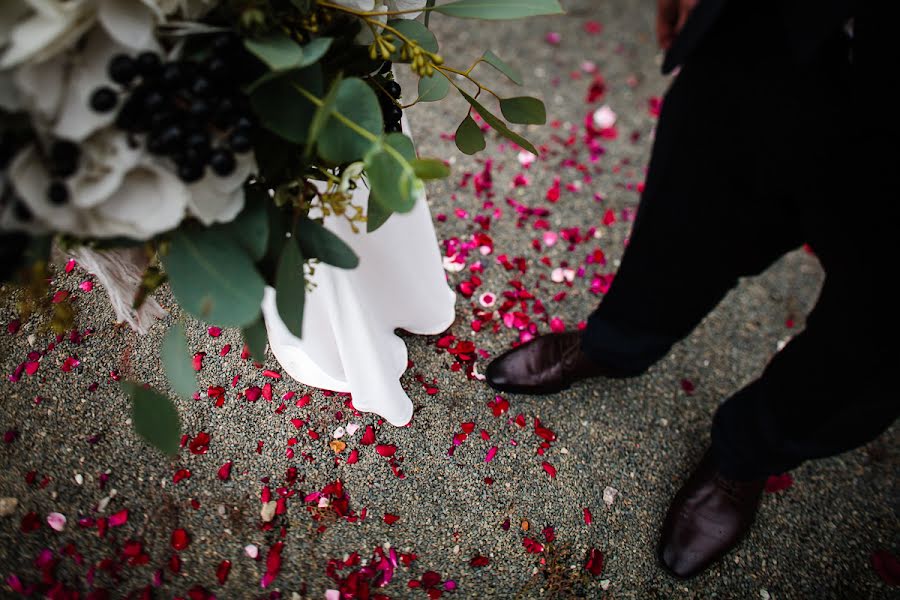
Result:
[0, 0, 560, 453]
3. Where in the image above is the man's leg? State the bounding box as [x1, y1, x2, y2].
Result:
[581, 56, 804, 374]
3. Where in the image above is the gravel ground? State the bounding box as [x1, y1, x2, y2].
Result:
[1, 1, 897, 599]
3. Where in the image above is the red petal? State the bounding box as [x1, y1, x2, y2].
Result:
[207, 327, 222, 337]
[871, 550, 900, 586]
[470, 556, 490, 567]
[171, 528, 190, 551]
[216, 560, 231, 584]
[383, 513, 400, 525]
[585, 547, 604, 576]
[522, 537, 544, 554]
[542, 461, 557, 478]
[376, 444, 396, 457]
[764, 473, 794, 493]
[361, 425, 376, 445]
[347, 449, 359, 464]
[192, 353, 205, 371]
[217, 461, 232, 481]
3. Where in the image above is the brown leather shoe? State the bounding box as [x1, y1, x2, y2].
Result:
[485, 331, 628, 395]
[658, 449, 765, 579]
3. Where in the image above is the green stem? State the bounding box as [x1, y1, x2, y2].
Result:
[317, 0, 435, 17]
[292, 84, 415, 172]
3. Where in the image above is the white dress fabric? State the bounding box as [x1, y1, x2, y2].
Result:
[261, 116, 456, 426]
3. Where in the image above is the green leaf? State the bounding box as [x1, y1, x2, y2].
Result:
[295, 218, 359, 269]
[162, 323, 196, 399]
[388, 19, 439, 61]
[251, 66, 322, 144]
[162, 229, 265, 328]
[481, 50, 523, 85]
[242, 316, 268, 363]
[275, 238, 305, 338]
[122, 382, 181, 456]
[499, 96, 546, 125]
[366, 193, 393, 233]
[457, 88, 538, 155]
[245, 34, 332, 72]
[455, 114, 486, 154]
[306, 73, 342, 155]
[411, 158, 450, 179]
[365, 133, 423, 214]
[318, 78, 381, 164]
[424, 0, 436, 27]
[434, 0, 564, 19]
[417, 72, 450, 102]
[218, 187, 269, 261]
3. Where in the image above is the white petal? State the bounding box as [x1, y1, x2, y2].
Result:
[0, 1, 94, 69]
[185, 152, 255, 225]
[334, 0, 376, 10]
[12, 52, 66, 123]
[8, 145, 85, 233]
[53, 29, 126, 141]
[98, 0, 156, 51]
[0, 70, 23, 112]
[89, 162, 188, 239]
[388, 0, 426, 19]
[68, 130, 143, 209]
[0, 2, 32, 47]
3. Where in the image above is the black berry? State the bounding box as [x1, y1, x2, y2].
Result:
[228, 130, 252, 153]
[385, 122, 402, 133]
[136, 52, 162, 78]
[385, 105, 403, 122]
[386, 81, 402, 98]
[89, 87, 118, 112]
[108, 54, 137, 85]
[209, 149, 236, 176]
[47, 181, 69, 205]
[177, 162, 204, 183]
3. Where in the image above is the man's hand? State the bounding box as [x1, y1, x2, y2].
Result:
[657, 0, 699, 50]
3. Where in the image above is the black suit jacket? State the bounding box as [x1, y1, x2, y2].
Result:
[662, 0, 856, 75]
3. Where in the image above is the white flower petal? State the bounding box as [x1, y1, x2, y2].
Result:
[98, 0, 156, 51]
[69, 130, 143, 208]
[9, 145, 84, 233]
[333, 0, 376, 10]
[0, 2, 31, 47]
[12, 52, 66, 123]
[0, 71, 23, 112]
[54, 29, 128, 141]
[47, 512, 66, 531]
[0, 1, 94, 69]
[185, 152, 255, 225]
[89, 162, 188, 239]
[388, 0, 426, 19]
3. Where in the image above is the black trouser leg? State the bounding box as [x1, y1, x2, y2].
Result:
[581, 57, 803, 373]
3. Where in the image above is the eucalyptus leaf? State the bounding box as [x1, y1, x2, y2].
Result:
[162, 323, 197, 399]
[242, 316, 268, 363]
[433, 0, 564, 19]
[295, 218, 359, 269]
[275, 238, 305, 338]
[455, 114, 486, 154]
[217, 187, 269, 261]
[318, 77, 381, 164]
[250, 66, 322, 144]
[307, 73, 342, 154]
[411, 158, 451, 179]
[122, 382, 181, 456]
[458, 88, 538, 155]
[417, 72, 450, 102]
[499, 96, 546, 125]
[245, 34, 332, 72]
[162, 229, 265, 328]
[481, 50, 523, 85]
[387, 19, 439, 60]
[365, 133, 422, 213]
[367, 192, 393, 233]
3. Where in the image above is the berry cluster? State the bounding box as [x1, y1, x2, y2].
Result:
[88, 35, 261, 184]
[379, 79, 403, 134]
